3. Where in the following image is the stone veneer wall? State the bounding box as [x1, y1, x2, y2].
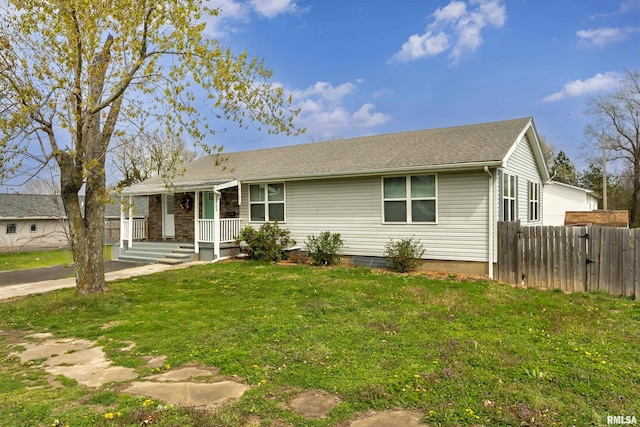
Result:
[220, 188, 239, 218]
[148, 195, 162, 241]
[174, 192, 195, 241]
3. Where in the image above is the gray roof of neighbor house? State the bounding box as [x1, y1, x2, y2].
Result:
[123, 117, 545, 195]
[0, 194, 148, 219]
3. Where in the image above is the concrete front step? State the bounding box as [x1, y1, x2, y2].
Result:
[120, 250, 191, 259]
[119, 241, 195, 265]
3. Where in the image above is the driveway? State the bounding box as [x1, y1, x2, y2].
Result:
[0, 260, 146, 286]
[0, 261, 204, 301]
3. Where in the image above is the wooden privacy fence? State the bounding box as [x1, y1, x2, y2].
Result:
[497, 221, 640, 298]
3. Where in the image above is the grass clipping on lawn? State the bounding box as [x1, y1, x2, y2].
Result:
[0, 261, 639, 426]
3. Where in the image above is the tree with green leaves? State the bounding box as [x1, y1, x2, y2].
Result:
[586, 69, 640, 227]
[0, 1, 302, 294]
[551, 150, 578, 186]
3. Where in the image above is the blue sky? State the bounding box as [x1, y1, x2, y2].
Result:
[203, 0, 640, 170]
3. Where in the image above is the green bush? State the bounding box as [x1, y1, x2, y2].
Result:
[305, 231, 344, 266]
[237, 222, 295, 262]
[384, 237, 425, 273]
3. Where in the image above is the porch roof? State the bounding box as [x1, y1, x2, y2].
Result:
[121, 179, 235, 196]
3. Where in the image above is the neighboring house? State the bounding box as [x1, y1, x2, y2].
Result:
[543, 181, 599, 226]
[0, 194, 69, 252]
[121, 117, 550, 277]
[0, 194, 148, 252]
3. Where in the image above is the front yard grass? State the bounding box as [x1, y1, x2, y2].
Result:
[0, 249, 73, 271]
[0, 261, 639, 426]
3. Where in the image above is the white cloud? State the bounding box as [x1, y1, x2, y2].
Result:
[391, 0, 506, 64]
[249, 0, 298, 18]
[620, 0, 640, 12]
[543, 72, 621, 103]
[292, 82, 356, 103]
[287, 81, 391, 139]
[577, 26, 639, 47]
[393, 32, 450, 62]
[434, 1, 467, 21]
[203, 0, 301, 35]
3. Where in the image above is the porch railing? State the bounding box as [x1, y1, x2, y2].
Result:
[197, 218, 241, 243]
[220, 218, 241, 243]
[121, 218, 147, 241]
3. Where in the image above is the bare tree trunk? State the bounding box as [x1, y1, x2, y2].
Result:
[59, 154, 107, 295]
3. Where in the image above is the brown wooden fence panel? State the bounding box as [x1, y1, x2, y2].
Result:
[497, 222, 638, 298]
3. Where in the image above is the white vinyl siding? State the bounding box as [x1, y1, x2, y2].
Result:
[502, 134, 544, 224]
[240, 171, 491, 262]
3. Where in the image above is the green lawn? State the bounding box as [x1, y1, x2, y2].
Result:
[0, 261, 639, 426]
[0, 249, 73, 271]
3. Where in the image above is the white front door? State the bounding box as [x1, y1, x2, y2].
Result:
[163, 194, 175, 238]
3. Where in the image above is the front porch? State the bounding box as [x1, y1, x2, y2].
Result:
[119, 180, 243, 262]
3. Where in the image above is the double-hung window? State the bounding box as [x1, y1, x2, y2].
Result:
[383, 175, 436, 223]
[249, 183, 285, 222]
[502, 172, 517, 221]
[528, 181, 540, 221]
[6, 224, 16, 234]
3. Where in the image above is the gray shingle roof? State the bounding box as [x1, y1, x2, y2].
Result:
[0, 194, 148, 219]
[0, 194, 65, 219]
[123, 117, 535, 194]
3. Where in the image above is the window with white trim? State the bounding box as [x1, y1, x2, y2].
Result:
[528, 181, 540, 221]
[249, 183, 285, 222]
[383, 175, 436, 223]
[502, 173, 517, 221]
[6, 223, 16, 234]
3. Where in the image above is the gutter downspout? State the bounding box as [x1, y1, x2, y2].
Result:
[484, 166, 494, 279]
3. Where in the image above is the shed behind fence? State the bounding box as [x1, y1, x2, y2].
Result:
[497, 221, 640, 298]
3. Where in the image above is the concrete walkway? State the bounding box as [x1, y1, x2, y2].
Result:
[0, 261, 204, 301]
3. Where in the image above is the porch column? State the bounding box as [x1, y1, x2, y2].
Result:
[194, 190, 200, 256]
[128, 195, 134, 248]
[119, 195, 125, 249]
[214, 190, 221, 259]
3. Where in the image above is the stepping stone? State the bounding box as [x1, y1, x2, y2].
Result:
[150, 366, 216, 382]
[43, 346, 137, 387]
[349, 410, 424, 427]
[25, 332, 54, 339]
[145, 355, 167, 368]
[123, 380, 249, 409]
[14, 338, 94, 362]
[289, 390, 340, 418]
